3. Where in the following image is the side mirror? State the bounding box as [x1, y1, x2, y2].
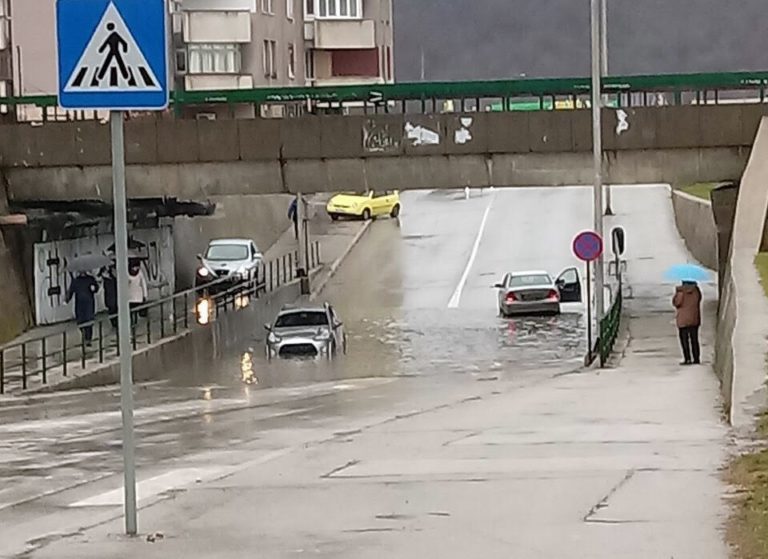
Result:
[264, 324, 272, 332]
[493, 283, 504, 289]
[555, 279, 565, 286]
[196, 253, 203, 261]
[334, 321, 344, 329]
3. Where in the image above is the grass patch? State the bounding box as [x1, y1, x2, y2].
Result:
[756, 253, 768, 298]
[728, 445, 768, 559]
[680, 182, 718, 201]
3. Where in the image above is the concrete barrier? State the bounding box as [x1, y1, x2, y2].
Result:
[671, 190, 718, 270]
[716, 117, 768, 430]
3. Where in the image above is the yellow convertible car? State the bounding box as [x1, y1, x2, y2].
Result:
[326, 190, 401, 221]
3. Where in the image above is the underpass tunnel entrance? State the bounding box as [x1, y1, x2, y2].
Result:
[185, 183, 716, 393]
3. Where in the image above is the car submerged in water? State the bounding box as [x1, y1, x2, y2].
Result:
[265, 303, 347, 359]
[494, 269, 582, 316]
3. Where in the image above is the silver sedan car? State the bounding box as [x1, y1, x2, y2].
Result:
[495, 269, 582, 317]
[265, 303, 346, 359]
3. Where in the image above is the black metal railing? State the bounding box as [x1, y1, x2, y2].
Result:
[598, 288, 623, 367]
[0, 241, 320, 394]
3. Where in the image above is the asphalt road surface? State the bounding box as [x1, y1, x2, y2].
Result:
[0, 185, 727, 558]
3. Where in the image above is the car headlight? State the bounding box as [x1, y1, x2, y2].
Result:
[313, 330, 332, 342]
[197, 267, 210, 277]
[267, 332, 282, 344]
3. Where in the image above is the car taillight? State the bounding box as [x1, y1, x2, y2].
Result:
[547, 290, 560, 301]
[505, 292, 517, 302]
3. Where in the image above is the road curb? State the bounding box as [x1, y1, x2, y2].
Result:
[310, 220, 373, 301]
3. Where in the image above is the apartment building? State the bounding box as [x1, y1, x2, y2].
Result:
[174, 0, 393, 91]
[0, 0, 10, 105]
[2, 0, 393, 120]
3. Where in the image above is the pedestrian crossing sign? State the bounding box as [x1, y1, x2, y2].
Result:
[56, 0, 168, 110]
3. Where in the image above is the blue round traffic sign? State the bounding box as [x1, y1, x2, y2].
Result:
[573, 231, 604, 262]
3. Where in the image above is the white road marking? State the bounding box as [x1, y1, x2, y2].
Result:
[447, 195, 495, 308]
[68, 448, 293, 508]
[68, 468, 222, 507]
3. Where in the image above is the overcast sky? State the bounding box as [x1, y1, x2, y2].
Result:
[393, 0, 768, 81]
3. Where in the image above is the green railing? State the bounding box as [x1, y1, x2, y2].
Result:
[598, 289, 623, 367]
[2, 70, 768, 112]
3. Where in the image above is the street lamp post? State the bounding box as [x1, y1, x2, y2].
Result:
[601, 0, 614, 216]
[591, 0, 606, 326]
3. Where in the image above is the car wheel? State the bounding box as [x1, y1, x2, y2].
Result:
[330, 213, 339, 221]
[362, 208, 372, 221]
[390, 204, 401, 218]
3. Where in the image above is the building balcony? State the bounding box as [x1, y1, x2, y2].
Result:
[183, 11, 251, 43]
[311, 19, 375, 50]
[184, 74, 254, 91]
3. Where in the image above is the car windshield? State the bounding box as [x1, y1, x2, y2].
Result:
[509, 274, 552, 287]
[274, 311, 329, 328]
[205, 244, 249, 261]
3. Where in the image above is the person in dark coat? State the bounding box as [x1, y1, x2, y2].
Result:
[673, 280, 702, 365]
[100, 266, 118, 329]
[288, 197, 299, 239]
[66, 271, 100, 345]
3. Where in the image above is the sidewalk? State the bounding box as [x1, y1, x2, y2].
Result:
[0, 212, 369, 396]
[24, 307, 730, 559]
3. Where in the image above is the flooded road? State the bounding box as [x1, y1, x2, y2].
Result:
[0, 185, 728, 559]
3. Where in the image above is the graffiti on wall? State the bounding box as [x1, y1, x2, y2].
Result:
[405, 122, 440, 146]
[33, 226, 175, 325]
[363, 119, 401, 153]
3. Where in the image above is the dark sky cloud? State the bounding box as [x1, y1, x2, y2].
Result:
[394, 0, 768, 81]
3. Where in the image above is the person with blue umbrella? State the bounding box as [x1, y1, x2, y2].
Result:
[665, 263, 708, 365]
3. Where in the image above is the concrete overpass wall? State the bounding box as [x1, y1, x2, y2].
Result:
[716, 117, 768, 430]
[1, 104, 766, 201]
[671, 190, 718, 271]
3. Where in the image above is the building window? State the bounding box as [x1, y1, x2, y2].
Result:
[261, 0, 274, 14]
[263, 40, 277, 78]
[305, 0, 314, 16]
[305, 50, 315, 80]
[317, 0, 360, 18]
[288, 43, 296, 79]
[286, 0, 294, 19]
[175, 48, 188, 74]
[188, 44, 242, 74]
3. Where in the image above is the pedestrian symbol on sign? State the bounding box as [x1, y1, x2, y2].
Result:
[64, 2, 160, 92]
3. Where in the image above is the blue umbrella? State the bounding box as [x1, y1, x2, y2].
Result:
[664, 263, 712, 283]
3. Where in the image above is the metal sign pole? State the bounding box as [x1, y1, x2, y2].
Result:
[586, 261, 593, 364]
[110, 110, 138, 535]
[590, 0, 606, 322]
[600, 0, 614, 216]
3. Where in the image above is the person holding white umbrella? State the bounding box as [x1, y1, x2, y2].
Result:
[127, 262, 148, 327]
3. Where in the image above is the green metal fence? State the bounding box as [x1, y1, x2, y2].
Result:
[2, 70, 768, 114]
[598, 289, 623, 367]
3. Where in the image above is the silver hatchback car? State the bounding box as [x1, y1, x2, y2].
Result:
[265, 303, 346, 359]
[495, 269, 582, 317]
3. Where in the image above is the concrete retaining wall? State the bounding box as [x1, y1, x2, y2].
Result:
[3, 147, 752, 201]
[716, 117, 768, 430]
[0, 179, 32, 343]
[1, 104, 764, 201]
[671, 190, 718, 270]
[173, 194, 292, 289]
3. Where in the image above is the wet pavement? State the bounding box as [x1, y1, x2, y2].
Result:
[0, 185, 729, 558]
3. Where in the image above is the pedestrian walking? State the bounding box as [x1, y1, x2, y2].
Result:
[100, 265, 118, 329]
[673, 280, 702, 365]
[128, 263, 148, 327]
[288, 197, 299, 239]
[66, 271, 99, 345]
